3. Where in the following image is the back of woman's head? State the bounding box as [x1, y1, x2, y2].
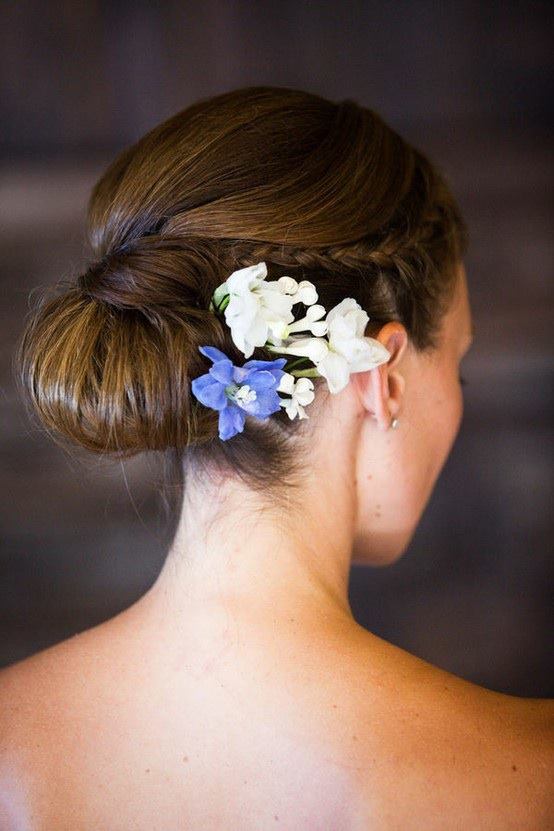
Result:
[15, 86, 468, 503]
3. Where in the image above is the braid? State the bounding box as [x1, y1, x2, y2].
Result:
[80, 232, 408, 305]
[228, 238, 401, 272]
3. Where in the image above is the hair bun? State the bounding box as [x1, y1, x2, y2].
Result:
[78, 236, 218, 313]
[15, 239, 233, 455]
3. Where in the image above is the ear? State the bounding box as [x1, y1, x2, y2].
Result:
[351, 322, 408, 431]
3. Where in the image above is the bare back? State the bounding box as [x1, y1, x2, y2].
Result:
[0, 604, 552, 830]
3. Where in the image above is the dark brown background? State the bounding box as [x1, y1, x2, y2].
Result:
[1, 1, 552, 696]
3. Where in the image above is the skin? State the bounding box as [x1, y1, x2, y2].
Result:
[0, 263, 552, 829]
[148, 260, 471, 617]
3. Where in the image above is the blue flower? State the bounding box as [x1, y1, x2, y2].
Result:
[191, 345, 288, 440]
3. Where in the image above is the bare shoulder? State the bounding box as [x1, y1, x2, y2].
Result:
[0, 622, 119, 830]
[0, 615, 552, 830]
[0, 621, 113, 739]
[344, 624, 554, 830]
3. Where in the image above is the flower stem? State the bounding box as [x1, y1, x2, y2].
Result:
[265, 345, 311, 366]
[209, 291, 230, 314]
[290, 367, 321, 378]
[283, 356, 311, 370]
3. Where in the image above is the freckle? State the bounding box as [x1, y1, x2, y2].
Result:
[274, 816, 279, 821]
[332, 704, 337, 708]
[367, 474, 372, 479]
[145, 768, 150, 773]
[352, 734, 358, 741]
[512, 764, 517, 771]
[375, 511, 381, 518]
[183, 756, 189, 763]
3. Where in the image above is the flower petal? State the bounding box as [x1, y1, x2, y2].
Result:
[236, 360, 286, 389]
[240, 387, 282, 417]
[274, 336, 329, 363]
[316, 351, 351, 394]
[198, 345, 230, 364]
[218, 404, 246, 440]
[242, 357, 288, 372]
[258, 284, 295, 320]
[325, 297, 362, 327]
[225, 261, 267, 294]
[347, 337, 391, 372]
[276, 275, 298, 295]
[191, 375, 228, 410]
[209, 359, 234, 384]
[280, 398, 299, 419]
[242, 369, 281, 390]
[295, 280, 318, 306]
[276, 372, 295, 395]
[294, 377, 316, 405]
[224, 293, 261, 356]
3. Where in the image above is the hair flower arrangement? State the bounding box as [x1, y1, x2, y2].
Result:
[192, 262, 391, 440]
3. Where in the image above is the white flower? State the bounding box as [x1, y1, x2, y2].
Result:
[214, 262, 320, 359]
[271, 297, 392, 394]
[277, 373, 315, 420]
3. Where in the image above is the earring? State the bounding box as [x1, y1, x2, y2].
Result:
[390, 417, 399, 430]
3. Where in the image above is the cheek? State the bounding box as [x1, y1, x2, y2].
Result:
[448, 368, 464, 433]
[391, 371, 462, 510]
[402, 366, 462, 501]
[429, 371, 464, 468]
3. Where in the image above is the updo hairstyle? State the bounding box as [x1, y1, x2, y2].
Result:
[15, 86, 468, 507]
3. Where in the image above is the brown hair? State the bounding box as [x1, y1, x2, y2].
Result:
[15, 85, 468, 514]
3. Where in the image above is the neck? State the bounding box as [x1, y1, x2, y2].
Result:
[148, 470, 356, 626]
[145, 395, 364, 628]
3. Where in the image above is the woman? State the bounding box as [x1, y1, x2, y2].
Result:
[1, 86, 552, 829]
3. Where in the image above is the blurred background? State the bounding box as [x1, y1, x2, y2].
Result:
[1, 0, 552, 696]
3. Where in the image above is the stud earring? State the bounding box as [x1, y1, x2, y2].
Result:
[390, 417, 399, 430]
